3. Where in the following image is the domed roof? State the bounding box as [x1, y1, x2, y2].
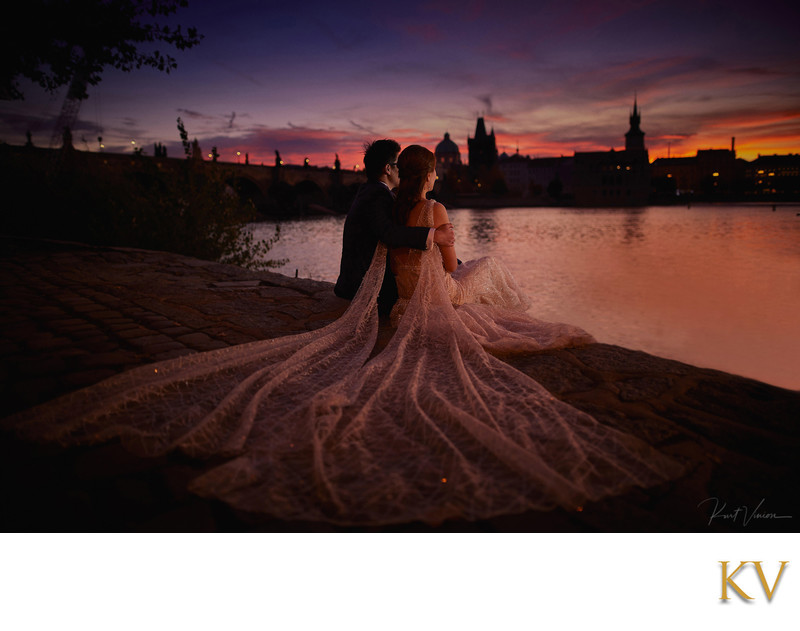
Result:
[435, 132, 460, 155]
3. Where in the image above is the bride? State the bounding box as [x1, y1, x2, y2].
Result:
[391, 145, 532, 322]
[2, 148, 684, 527]
[390, 145, 604, 355]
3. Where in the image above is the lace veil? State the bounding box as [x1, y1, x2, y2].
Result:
[2, 243, 682, 525]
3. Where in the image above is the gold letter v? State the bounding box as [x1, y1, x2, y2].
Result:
[750, 561, 789, 601]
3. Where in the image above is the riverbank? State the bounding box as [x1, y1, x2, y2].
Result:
[1, 235, 797, 532]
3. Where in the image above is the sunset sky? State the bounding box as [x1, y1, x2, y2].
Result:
[2, 0, 799, 168]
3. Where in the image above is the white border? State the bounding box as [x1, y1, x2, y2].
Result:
[1, 533, 797, 630]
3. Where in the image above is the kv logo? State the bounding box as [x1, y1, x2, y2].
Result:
[720, 561, 789, 601]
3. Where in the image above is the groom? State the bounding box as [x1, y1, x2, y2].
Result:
[334, 139, 455, 315]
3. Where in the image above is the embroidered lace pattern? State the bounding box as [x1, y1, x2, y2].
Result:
[391, 200, 596, 353]
[3, 218, 683, 525]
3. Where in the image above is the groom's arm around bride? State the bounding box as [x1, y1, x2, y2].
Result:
[334, 139, 454, 315]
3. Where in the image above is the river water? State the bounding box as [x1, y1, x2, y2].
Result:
[252, 204, 800, 390]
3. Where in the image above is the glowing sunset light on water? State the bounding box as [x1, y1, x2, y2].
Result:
[1, 0, 798, 168]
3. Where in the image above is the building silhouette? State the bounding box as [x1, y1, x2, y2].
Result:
[468, 117, 498, 170]
[496, 150, 529, 195]
[572, 99, 651, 205]
[494, 99, 651, 204]
[744, 154, 800, 198]
[625, 98, 646, 154]
[434, 132, 461, 177]
[651, 138, 743, 200]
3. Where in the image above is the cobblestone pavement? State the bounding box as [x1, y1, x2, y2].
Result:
[1, 236, 348, 416]
[1, 236, 797, 532]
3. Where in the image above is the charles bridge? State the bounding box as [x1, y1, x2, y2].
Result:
[0, 144, 367, 216]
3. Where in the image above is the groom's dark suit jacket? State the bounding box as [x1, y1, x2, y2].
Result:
[334, 179, 429, 314]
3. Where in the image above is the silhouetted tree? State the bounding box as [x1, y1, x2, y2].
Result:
[1, 117, 286, 269]
[177, 116, 204, 161]
[61, 126, 73, 150]
[1, 0, 203, 101]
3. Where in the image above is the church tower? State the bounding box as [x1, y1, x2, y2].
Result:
[435, 132, 461, 177]
[468, 117, 498, 170]
[625, 97, 646, 153]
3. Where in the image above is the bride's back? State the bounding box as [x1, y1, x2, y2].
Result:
[390, 200, 431, 300]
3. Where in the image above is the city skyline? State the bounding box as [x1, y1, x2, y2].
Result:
[1, 0, 799, 168]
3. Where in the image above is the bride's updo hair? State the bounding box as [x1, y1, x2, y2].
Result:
[393, 145, 435, 226]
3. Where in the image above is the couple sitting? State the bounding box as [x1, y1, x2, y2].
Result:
[334, 139, 529, 327]
[3, 139, 684, 526]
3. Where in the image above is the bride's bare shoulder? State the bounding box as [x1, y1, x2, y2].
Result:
[431, 201, 450, 224]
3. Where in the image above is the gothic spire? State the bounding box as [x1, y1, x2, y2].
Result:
[630, 95, 641, 131]
[625, 96, 645, 152]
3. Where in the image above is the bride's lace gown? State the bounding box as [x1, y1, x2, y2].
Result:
[2, 214, 683, 525]
[391, 200, 596, 354]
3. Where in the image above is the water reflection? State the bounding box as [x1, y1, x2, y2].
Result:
[253, 205, 800, 389]
[622, 210, 646, 244]
[557, 207, 646, 244]
[467, 213, 499, 244]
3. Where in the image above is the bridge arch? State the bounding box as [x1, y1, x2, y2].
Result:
[294, 178, 328, 208]
[226, 175, 268, 212]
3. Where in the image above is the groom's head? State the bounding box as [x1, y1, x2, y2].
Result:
[363, 139, 401, 187]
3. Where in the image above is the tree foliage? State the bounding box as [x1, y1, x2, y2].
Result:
[1, 0, 203, 100]
[0, 120, 286, 271]
[104, 150, 286, 270]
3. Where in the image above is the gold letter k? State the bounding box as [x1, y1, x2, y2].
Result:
[720, 561, 753, 600]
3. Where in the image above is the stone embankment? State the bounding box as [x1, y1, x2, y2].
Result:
[1, 236, 797, 532]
